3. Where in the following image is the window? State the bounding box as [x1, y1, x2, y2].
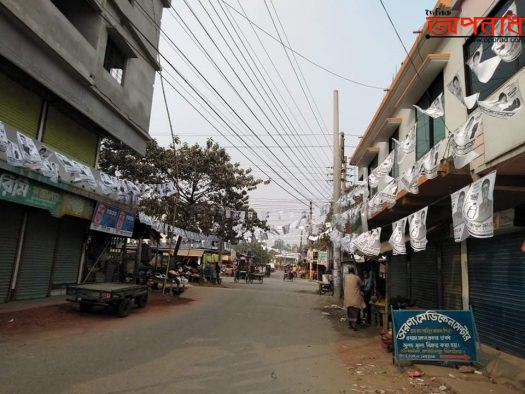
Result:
[415, 71, 445, 159]
[464, 0, 525, 103]
[50, 0, 99, 47]
[103, 37, 127, 85]
[389, 128, 399, 178]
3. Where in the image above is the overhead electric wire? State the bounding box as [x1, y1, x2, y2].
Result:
[99, 2, 321, 206]
[202, 0, 331, 188]
[268, 0, 331, 145]
[213, 0, 333, 167]
[174, 0, 329, 199]
[220, 0, 387, 90]
[263, 0, 330, 146]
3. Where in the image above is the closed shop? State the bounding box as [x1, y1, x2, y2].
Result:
[441, 239, 462, 310]
[389, 254, 409, 300]
[52, 216, 87, 288]
[0, 202, 25, 303]
[0, 73, 42, 138]
[43, 106, 98, 166]
[468, 232, 525, 359]
[410, 244, 438, 309]
[14, 210, 60, 300]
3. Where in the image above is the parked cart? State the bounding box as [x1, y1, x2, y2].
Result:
[67, 283, 149, 317]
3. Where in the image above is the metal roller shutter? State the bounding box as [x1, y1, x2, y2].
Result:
[43, 106, 98, 166]
[441, 239, 462, 310]
[0, 73, 41, 138]
[0, 203, 24, 303]
[15, 210, 59, 300]
[410, 244, 438, 309]
[468, 232, 525, 359]
[52, 217, 86, 287]
[390, 254, 409, 299]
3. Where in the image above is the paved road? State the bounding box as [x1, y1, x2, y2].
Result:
[1, 275, 353, 393]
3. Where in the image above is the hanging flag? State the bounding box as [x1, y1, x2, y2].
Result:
[451, 185, 470, 243]
[408, 207, 428, 252]
[491, 2, 522, 62]
[394, 123, 416, 163]
[446, 72, 479, 110]
[478, 81, 522, 118]
[377, 176, 398, 208]
[414, 93, 444, 119]
[463, 171, 496, 238]
[450, 111, 483, 169]
[466, 44, 501, 84]
[400, 162, 422, 194]
[354, 228, 381, 256]
[421, 139, 445, 179]
[389, 217, 407, 255]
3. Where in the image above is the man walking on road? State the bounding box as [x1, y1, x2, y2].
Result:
[344, 266, 366, 331]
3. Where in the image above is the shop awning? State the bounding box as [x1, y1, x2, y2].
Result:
[177, 248, 205, 258]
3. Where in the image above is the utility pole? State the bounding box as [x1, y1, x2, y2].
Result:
[308, 200, 313, 280]
[332, 90, 342, 300]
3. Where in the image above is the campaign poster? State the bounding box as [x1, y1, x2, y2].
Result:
[421, 139, 445, 179]
[408, 207, 428, 252]
[389, 217, 407, 255]
[354, 227, 381, 256]
[400, 162, 422, 195]
[16, 132, 42, 171]
[414, 93, 444, 119]
[450, 185, 470, 243]
[446, 73, 479, 110]
[478, 81, 523, 119]
[450, 111, 483, 169]
[463, 171, 496, 238]
[395, 123, 416, 163]
[466, 44, 501, 84]
[491, 2, 522, 63]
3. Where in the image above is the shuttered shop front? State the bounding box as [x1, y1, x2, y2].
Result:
[52, 217, 86, 288]
[410, 244, 438, 309]
[468, 232, 525, 359]
[0, 202, 25, 303]
[14, 210, 60, 300]
[390, 254, 409, 299]
[441, 239, 462, 310]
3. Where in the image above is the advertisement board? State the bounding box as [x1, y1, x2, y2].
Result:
[90, 201, 135, 237]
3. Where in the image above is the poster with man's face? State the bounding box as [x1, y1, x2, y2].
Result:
[0, 122, 8, 153]
[446, 73, 479, 110]
[463, 171, 496, 238]
[400, 162, 422, 194]
[450, 185, 470, 242]
[478, 81, 523, 119]
[378, 177, 398, 208]
[355, 227, 381, 256]
[451, 111, 483, 169]
[408, 207, 428, 252]
[414, 93, 444, 119]
[6, 140, 24, 167]
[421, 139, 445, 179]
[389, 217, 407, 255]
[466, 44, 502, 84]
[491, 2, 522, 62]
[16, 132, 42, 171]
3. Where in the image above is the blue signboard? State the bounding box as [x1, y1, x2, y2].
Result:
[392, 309, 478, 363]
[90, 202, 135, 237]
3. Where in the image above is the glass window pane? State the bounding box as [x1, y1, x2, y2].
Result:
[416, 114, 430, 160]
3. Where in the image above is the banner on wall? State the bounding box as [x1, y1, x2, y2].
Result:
[389, 217, 407, 255]
[408, 207, 428, 252]
[450, 111, 483, 169]
[414, 93, 444, 119]
[478, 81, 523, 119]
[446, 73, 479, 110]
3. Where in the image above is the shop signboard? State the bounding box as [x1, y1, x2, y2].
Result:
[392, 309, 478, 364]
[90, 201, 135, 237]
[0, 171, 61, 215]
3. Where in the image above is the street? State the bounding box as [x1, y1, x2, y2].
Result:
[2, 276, 354, 393]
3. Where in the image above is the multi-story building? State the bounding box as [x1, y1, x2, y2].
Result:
[350, 0, 525, 373]
[0, 0, 169, 302]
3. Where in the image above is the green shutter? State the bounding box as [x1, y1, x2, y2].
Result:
[0, 73, 41, 138]
[43, 106, 98, 166]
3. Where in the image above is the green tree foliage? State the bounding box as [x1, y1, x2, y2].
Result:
[233, 241, 274, 265]
[99, 139, 269, 243]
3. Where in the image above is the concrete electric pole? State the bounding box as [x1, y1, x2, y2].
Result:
[332, 90, 342, 300]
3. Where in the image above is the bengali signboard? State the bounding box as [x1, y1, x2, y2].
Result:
[392, 309, 478, 363]
[90, 201, 135, 237]
[0, 171, 61, 215]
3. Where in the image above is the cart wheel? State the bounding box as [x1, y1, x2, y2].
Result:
[136, 294, 148, 308]
[117, 298, 132, 317]
[79, 302, 93, 313]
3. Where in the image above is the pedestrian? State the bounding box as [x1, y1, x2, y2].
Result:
[362, 270, 374, 325]
[343, 266, 366, 331]
[215, 261, 221, 285]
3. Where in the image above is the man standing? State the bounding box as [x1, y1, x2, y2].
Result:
[362, 270, 374, 325]
[344, 266, 366, 331]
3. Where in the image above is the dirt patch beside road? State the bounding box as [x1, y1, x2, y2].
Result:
[0, 293, 194, 337]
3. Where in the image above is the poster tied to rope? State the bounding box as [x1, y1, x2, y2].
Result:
[466, 44, 501, 84]
[389, 217, 407, 255]
[451, 185, 470, 243]
[491, 2, 522, 63]
[450, 111, 483, 169]
[447, 73, 479, 110]
[408, 207, 428, 252]
[354, 228, 381, 256]
[421, 139, 445, 179]
[414, 93, 444, 119]
[395, 123, 416, 164]
[478, 81, 523, 119]
[462, 171, 496, 239]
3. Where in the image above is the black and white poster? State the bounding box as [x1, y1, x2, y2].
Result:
[450, 111, 483, 169]
[99, 172, 119, 197]
[389, 217, 407, 255]
[400, 162, 422, 194]
[55, 151, 81, 178]
[0, 122, 7, 152]
[378, 176, 398, 208]
[408, 207, 428, 252]
[491, 2, 522, 63]
[6, 140, 24, 167]
[478, 81, 522, 118]
[450, 185, 470, 243]
[446, 73, 479, 110]
[75, 162, 97, 190]
[466, 44, 501, 84]
[421, 139, 445, 179]
[395, 123, 416, 163]
[376, 151, 395, 179]
[414, 93, 444, 119]
[354, 227, 381, 256]
[463, 171, 496, 238]
[16, 132, 42, 171]
[368, 170, 379, 189]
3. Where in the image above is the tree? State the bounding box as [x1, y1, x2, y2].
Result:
[233, 241, 274, 265]
[98, 138, 269, 243]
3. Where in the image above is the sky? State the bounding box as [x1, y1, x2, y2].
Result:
[148, 0, 436, 246]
